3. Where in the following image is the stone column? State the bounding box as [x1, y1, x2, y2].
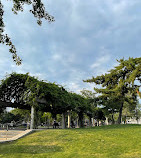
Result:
[91, 118, 95, 126]
[68, 111, 71, 128]
[105, 117, 108, 125]
[30, 106, 35, 129]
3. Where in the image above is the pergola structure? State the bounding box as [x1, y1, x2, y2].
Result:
[0, 73, 86, 129]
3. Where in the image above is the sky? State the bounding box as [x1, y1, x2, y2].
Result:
[0, 0, 141, 95]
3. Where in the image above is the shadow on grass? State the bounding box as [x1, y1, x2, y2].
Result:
[95, 124, 141, 129]
[0, 144, 63, 154]
[74, 124, 141, 131]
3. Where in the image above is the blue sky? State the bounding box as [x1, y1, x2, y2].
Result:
[1, 0, 141, 94]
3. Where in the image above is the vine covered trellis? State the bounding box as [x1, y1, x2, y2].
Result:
[0, 72, 88, 129]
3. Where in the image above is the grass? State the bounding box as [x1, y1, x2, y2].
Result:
[0, 124, 141, 158]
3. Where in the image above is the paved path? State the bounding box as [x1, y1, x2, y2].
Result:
[0, 130, 33, 143]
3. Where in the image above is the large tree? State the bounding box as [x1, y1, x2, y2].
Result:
[84, 57, 141, 124]
[0, 0, 54, 65]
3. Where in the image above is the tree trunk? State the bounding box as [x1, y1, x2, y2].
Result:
[78, 112, 84, 128]
[118, 103, 123, 124]
[76, 117, 79, 128]
[62, 112, 66, 129]
[111, 113, 115, 124]
[88, 116, 92, 127]
[97, 120, 99, 126]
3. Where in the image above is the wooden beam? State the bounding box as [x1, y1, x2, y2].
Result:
[36, 98, 47, 104]
[0, 100, 30, 109]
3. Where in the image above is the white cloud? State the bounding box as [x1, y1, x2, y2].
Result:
[91, 55, 111, 69]
[91, 48, 111, 69]
[0, 0, 140, 94]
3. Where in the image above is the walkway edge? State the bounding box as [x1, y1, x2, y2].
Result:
[0, 129, 33, 143]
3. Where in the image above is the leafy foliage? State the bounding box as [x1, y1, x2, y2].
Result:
[0, 73, 89, 122]
[0, 0, 54, 65]
[0, 111, 22, 123]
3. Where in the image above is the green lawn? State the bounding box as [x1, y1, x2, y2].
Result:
[0, 124, 141, 158]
